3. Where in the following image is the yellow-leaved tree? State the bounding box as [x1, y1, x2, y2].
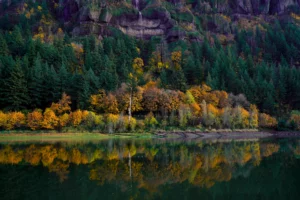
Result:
[50, 93, 72, 130]
[42, 108, 59, 130]
[27, 109, 43, 130]
[50, 93, 71, 115]
[90, 90, 119, 114]
[127, 57, 144, 122]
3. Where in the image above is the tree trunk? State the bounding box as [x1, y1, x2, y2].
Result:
[128, 87, 133, 123]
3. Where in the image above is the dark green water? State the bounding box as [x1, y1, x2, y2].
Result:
[0, 137, 300, 200]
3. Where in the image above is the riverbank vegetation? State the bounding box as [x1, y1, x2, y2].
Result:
[2, 1, 300, 133]
[0, 86, 277, 133]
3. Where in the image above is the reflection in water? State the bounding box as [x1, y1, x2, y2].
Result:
[0, 139, 300, 199]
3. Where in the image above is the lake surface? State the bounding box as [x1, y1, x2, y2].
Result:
[0, 137, 300, 200]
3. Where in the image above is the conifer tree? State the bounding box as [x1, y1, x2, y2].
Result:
[4, 60, 29, 110]
[0, 34, 9, 56]
[58, 62, 69, 95]
[28, 54, 44, 108]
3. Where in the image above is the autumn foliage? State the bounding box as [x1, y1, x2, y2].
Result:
[0, 140, 282, 186]
[0, 83, 279, 132]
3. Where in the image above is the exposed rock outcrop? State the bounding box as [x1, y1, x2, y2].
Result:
[1, 0, 300, 41]
[58, 0, 300, 39]
[63, 0, 178, 40]
[229, 0, 300, 15]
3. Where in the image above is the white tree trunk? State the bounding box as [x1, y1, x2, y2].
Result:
[128, 87, 133, 123]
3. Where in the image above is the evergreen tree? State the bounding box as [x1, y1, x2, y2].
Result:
[44, 64, 59, 106]
[28, 54, 44, 108]
[10, 26, 24, 56]
[4, 60, 29, 110]
[0, 56, 15, 108]
[0, 34, 9, 56]
[171, 68, 187, 91]
[85, 68, 99, 95]
[183, 55, 197, 85]
[58, 63, 70, 95]
[70, 73, 89, 110]
[84, 51, 93, 71]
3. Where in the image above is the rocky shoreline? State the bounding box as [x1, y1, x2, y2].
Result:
[154, 130, 300, 141]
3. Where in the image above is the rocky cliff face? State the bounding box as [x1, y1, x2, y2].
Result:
[58, 0, 300, 40]
[60, 0, 178, 40]
[1, 0, 300, 41]
[228, 0, 300, 14]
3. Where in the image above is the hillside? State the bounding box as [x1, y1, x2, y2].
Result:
[1, 0, 300, 131]
[2, 0, 300, 41]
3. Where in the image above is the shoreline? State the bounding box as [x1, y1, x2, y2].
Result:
[0, 130, 300, 143]
[0, 132, 154, 143]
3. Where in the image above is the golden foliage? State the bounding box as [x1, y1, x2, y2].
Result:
[50, 93, 72, 115]
[69, 110, 83, 127]
[259, 113, 277, 128]
[24, 145, 41, 165]
[42, 108, 59, 129]
[27, 109, 43, 130]
[90, 90, 119, 114]
[144, 112, 158, 128]
[171, 51, 182, 70]
[115, 84, 143, 113]
[133, 57, 144, 76]
[291, 13, 300, 21]
[290, 112, 300, 130]
[0, 139, 281, 187]
[4, 112, 26, 130]
[249, 104, 259, 128]
[0, 111, 8, 129]
[59, 113, 70, 127]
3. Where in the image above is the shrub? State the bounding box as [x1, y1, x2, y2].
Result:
[289, 110, 300, 130]
[82, 112, 99, 130]
[128, 117, 137, 131]
[178, 104, 191, 128]
[144, 112, 158, 128]
[106, 114, 119, 133]
[259, 113, 277, 129]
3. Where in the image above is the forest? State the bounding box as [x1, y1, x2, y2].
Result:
[1, 0, 300, 132]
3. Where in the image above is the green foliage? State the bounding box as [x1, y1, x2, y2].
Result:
[1, 3, 300, 130]
[3, 60, 29, 110]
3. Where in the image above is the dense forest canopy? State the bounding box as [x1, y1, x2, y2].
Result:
[1, 0, 300, 131]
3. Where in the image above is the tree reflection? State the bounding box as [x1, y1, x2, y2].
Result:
[0, 139, 291, 191]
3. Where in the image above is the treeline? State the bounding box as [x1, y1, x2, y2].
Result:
[1, 23, 300, 115]
[0, 83, 279, 132]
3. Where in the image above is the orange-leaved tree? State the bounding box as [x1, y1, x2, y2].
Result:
[27, 109, 43, 130]
[50, 93, 71, 115]
[171, 51, 182, 70]
[42, 108, 59, 129]
[115, 84, 143, 114]
[90, 90, 119, 114]
[5, 112, 26, 130]
[50, 93, 72, 130]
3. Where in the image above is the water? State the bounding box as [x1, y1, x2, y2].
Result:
[134, 0, 140, 10]
[0, 137, 300, 199]
[138, 11, 143, 25]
